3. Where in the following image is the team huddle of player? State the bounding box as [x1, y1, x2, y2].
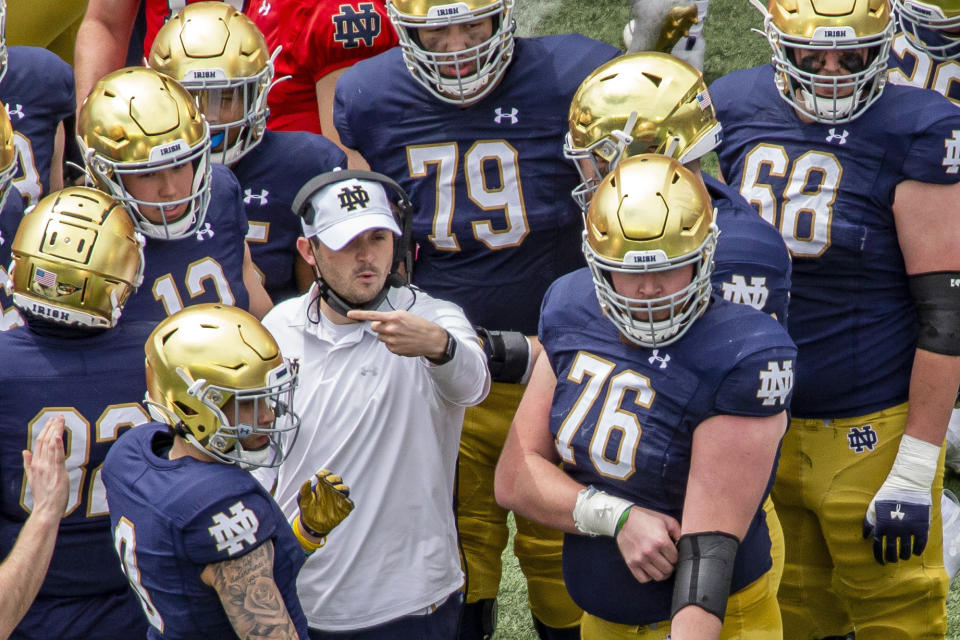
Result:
[1, 0, 959, 639]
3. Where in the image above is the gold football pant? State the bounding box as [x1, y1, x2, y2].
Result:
[580, 564, 782, 640]
[456, 382, 582, 628]
[773, 402, 948, 639]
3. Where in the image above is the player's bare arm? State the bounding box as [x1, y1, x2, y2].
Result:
[318, 69, 370, 171]
[201, 540, 299, 640]
[892, 179, 960, 448]
[243, 243, 275, 319]
[0, 415, 69, 638]
[326, 115, 371, 171]
[670, 411, 787, 639]
[74, 0, 140, 111]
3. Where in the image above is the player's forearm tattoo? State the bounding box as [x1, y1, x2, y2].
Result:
[207, 540, 299, 639]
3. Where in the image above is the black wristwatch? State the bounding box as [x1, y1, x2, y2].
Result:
[428, 330, 457, 365]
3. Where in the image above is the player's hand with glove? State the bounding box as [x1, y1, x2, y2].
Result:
[292, 469, 355, 554]
[862, 434, 939, 564]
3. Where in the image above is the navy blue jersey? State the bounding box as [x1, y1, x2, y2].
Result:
[122, 165, 251, 323]
[0, 47, 74, 209]
[334, 35, 619, 335]
[0, 186, 25, 330]
[710, 64, 960, 418]
[888, 29, 960, 105]
[539, 269, 796, 625]
[0, 321, 154, 639]
[232, 129, 345, 302]
[707, 173, 792, 326]
[102, 423, 309, 639]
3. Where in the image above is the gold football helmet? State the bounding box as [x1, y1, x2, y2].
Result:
[10, 187, 145, 328]
[77, 67, 212, 240]
[564, 52, 722, 210]
[759, 0, 893, 123]
[144, 303, 301, 469]
[0, 101, 18, 211]
[893, 0, 960, 60]
[149, 2, 277, 164]
[387, 0, 515, 104]
[583, 154, 716, 348]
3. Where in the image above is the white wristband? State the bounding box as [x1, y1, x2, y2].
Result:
[882, 434, 940, 493]
[572, 486, 634, 537]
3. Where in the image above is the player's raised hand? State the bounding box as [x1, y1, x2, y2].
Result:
[298, 469, 355, 538]
[615, 505, 681, 583]
[347, 309, 448, 360]
[23, 415, 69, 520]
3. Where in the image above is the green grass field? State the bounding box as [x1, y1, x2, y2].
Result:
[493, 1, 960, 637]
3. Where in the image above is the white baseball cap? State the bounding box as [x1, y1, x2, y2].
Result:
[299, 177, 401, 250]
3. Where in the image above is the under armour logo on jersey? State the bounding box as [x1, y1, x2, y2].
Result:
[648, 350, 671, 369]
[943, 130, 960, 174]
[890, 505, 906, 521]
[847, 425, 878, 453]
[244, 188, 269, 205]
[720, 275, 769, 311]
[257, 1, 271, 15]
[360, 366, 378, 376]
[756, 360, 793, 406]
[332, 3, 382, 48]
[208, 502, 260, 555]
[5, 104, 24, 120]
[494, 107, 519, 124]
[825, 128, 849, 145]
[338, 185, 370, 211]
[195, 223, 215, 241]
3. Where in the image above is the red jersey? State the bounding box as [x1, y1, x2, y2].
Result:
[144, 0, 246, 56]
[248, 0, 398, 133]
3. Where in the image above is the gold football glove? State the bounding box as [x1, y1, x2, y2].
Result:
[655, 4, 699, 53]
[292, 469, 355, 554]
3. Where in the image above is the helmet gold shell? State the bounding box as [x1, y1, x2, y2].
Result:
[11, 187, 145, 328]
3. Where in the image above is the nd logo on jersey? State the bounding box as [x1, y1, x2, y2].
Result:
[333, 3, 382, 48]
[757, 360, 793, 407]
[720, 275, 769, 311]
[208, 501, 260, 555]
[944, 130, 960, 175]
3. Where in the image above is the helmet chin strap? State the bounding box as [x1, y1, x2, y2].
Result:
[306, 239, 405, 319]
